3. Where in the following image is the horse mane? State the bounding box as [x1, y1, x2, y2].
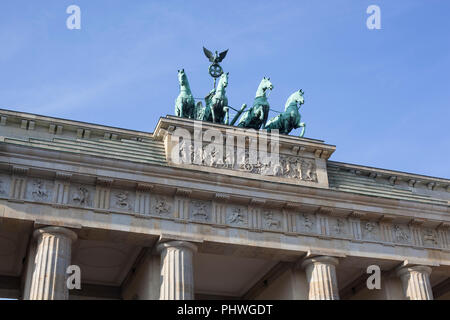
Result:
[179, 72, 191, 93]
[284, 91, 301, 111]
[256, 78, 269, 98]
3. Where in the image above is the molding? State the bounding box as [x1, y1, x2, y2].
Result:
[55, 171, 72, 181]
[96, 178, 113, 187]
[175, 188, 192, 197]
[136, 183, 154, 191]
[11, 166, 29, 176]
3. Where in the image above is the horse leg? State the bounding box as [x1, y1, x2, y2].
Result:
[299, 122, 306, 137]
[180, 100, 185, 118]
[224, 107, 229, 125]
[211, 105, 216, 123]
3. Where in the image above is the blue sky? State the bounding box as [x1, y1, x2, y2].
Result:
[0, 1, 449, 178]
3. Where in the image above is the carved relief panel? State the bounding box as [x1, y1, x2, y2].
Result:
[151, 195, 173, 217]
[69, 185, 94, 207]
[226, 205, 248, 227]
[189, 200, 211, 222]
[361, 221, 380, 241]
[175, 142, 319, 183]
[0, 174, 11, 197]
[262, 209, 283, 231]
[27, 179, 53, 202]
[422, 229, 439, 247]
[393, 224, 411, 244]
[111, 189, 135, 211]
[329, 217, 350, 237]
[297, 213, 316, 234]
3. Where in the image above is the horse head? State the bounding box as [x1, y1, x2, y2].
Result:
[285, 89, 305, 110]
[256, 77, 274, 97]
[177, 69, 188, 87]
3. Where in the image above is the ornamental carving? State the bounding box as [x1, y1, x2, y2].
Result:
[263, 210, 281, 230]
[423, 229, 438, 245]
[114, 191, 130, 210]
[178, 143, 317, 182]
[72, 187, 89, 206]
[228, 207, 246, 225]
[190, 200, 209, 221]
[303, 214, 314, 231]
[153, 196, 171, 215]
[31, 180, 49, 200]
[394, 225, 410, 243]
[334, 218, 345, 234]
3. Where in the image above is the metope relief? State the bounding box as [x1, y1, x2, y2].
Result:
[28, 179, 52, 202]
[423, 229, 438, 246]
[190, 200, 211, 221]
[71, 186, 91, 207]
[111, 190, 134, 211]
[152, 195, 173, 216]
[298, 213, 315, 233]
[361, 221, 380, 241]
[331, 217, 349, 236]
[393, 225, 410, 244]
[263, 210, 282, 230]
[0, 175, 10, 196]
[176, 142, 318, 182]
[227, 206, 247, 226]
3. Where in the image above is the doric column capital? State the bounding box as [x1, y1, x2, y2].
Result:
[301, 255, 340, 300]
[157, 240, 198, 253]
[33, 226, 78, 242]
[396, 264, 434, 300]
[396, 265, 432, 278]
[301, 255, 339, 269]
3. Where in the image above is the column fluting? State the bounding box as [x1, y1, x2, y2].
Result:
[301, 255, 340, 300]
[396, 265, 433, 300]
[29, 226, 77, 300]
[157, 240, 197, 300]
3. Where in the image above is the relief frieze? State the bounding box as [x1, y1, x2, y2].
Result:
[190, 200, 211, 221]
[152, 195, 173, 216]
[29, 179, 52, 202]
[178, 142, 318, 182]
[0, 172, 447, 252]
[227, 206, 247, 226]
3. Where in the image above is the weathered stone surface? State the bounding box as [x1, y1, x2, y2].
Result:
[28, 226, 77, 300]
[0, 110, 449, 300]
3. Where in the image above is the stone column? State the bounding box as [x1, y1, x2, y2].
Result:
[29, 226, 77, 300]
[301, 256, 340, 300]
[396, 265, 433, 300]
[157, 241, 197, 300]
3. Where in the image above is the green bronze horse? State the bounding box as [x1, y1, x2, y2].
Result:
[198, 72, 229, 124]
[175, 69, 196, 119]
[264, 89, 306, 137]
[236, 77, 273, 129]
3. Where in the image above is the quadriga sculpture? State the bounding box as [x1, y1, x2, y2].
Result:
[175, 69, 196, 119]
[264, 89, 306, 137]
[236, 77, 273, 129]
[198, 72, 230, 124]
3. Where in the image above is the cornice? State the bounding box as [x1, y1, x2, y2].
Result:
[0, 108, 153, 141]
[0, 143, 448, 224]
[328, 161, 450, 187]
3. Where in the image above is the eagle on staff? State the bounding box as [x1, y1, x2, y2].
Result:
[203, 47, 229, 88]
[203, 47, 228, 64]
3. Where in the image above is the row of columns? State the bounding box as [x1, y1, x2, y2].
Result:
[23, 226, 435, 300]
[301, 255, 434, 300]
[23, 226, 198, 300]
